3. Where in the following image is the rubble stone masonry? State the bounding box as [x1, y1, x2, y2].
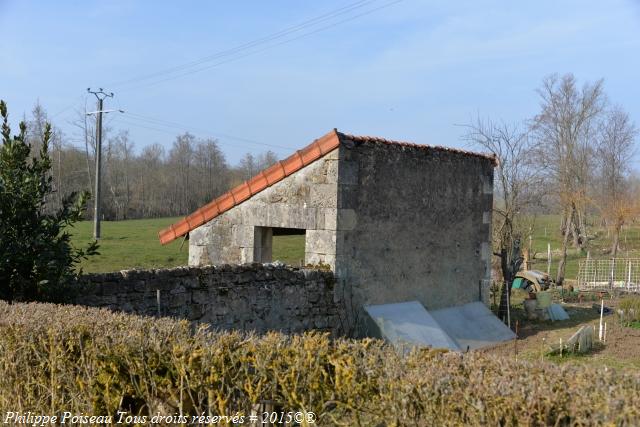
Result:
[75, 264, 343, 335]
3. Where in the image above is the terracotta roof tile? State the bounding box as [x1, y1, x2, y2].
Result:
[158, 129, 340, 245]
[158, 129, 495, 245]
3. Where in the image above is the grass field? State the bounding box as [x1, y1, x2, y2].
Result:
[524, 214, 640, 281]
[70, 214, 640, 275]
[70, 218, 188, 273]
[71, 218, 306, 273]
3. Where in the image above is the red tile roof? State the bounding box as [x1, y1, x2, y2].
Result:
[158, 129, 496, 245]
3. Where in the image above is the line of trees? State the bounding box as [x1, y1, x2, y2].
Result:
[466, 73, 638, 287]
[23, 104, 278, 220]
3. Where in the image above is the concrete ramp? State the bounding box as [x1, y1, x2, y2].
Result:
[431, 302, 516, 350]
[364, 301, 461, 351]
[364, 301, 515, 352]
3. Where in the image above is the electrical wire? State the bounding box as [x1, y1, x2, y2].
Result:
[123, 112, 290, 149]
[108, 0, 379, 88]
[116, 0, 404, 92]
[110, 114, 291, 153]
[50, 93, 87, 119]
[49, 0, 405, 153]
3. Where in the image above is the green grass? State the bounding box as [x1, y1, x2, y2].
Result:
[271, 235, 305, 266]
[524, 214, 640, 281]
[71, 218, 306, 273]
[70, 218, 188, 273]
[70, 214, 640, 274]
[628, 321, 640, 330]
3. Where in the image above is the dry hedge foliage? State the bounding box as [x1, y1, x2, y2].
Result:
[1, 302, 640, 426]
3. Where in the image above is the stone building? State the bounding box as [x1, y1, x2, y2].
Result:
[159, 129, 497, 335]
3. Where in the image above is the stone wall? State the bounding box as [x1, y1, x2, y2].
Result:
[76, 264, 343, 335]
[183, 132, 494, 337]
[335, 138, 494, 330]
[188, 149, 340, 268]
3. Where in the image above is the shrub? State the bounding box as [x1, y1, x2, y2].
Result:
[1, 302, 640, 426]
[618, 295, 640, 326]
[0, 101, 98, 303]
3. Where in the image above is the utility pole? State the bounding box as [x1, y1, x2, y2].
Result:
[87, 88, 114, 239]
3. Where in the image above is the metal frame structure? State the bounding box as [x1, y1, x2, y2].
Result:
[577, 258, 640, 292]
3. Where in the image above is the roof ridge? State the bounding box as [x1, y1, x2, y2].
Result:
[336, 131, 497, 163]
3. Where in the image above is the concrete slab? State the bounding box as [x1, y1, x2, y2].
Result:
[431, 302, 516, 351]
[364, 300, 515, 352]
[364, 301, 461, 351]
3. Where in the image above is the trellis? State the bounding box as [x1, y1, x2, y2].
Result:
[577, 258, 640, 292]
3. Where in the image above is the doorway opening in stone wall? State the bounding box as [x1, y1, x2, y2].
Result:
[253, 226, 306, 266]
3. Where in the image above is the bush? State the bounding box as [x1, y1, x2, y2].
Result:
[1, 302, 640, 426]
[0, 101, 98, 303]
[618, 296, 640, 326]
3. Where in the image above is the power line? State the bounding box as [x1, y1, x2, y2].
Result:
[48, 1, 404, 157]
[117, 0, 404, 92]
[50, 93, 87, 119]
[124, 112, 290, 149]
[108, 0, 379, 89]
[47, 1, 403, 126]
[112, 113, 292, 153]
[113, 117, 292, 156]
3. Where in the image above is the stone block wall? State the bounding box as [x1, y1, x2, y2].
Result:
[335, 138, 494, 328]
[188, 149, 340, 268]
[75, 264, 343, 335]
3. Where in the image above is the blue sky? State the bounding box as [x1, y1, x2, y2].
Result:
[1, 0, 639, 164]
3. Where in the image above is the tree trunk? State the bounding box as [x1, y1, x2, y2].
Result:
[572, 204, 587, 249]
[578, 208, 588, 249]
[497, 241, 523, 323]
[570, 205, 585, 249]
[611, 222, 621, 259]
[497, 247, 511, 322]
[556, 210, 572, 286]
[570, 210, 579, 248]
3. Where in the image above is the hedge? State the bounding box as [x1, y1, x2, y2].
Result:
[1, 301, 640, 426]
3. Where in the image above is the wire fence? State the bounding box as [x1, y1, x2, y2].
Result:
[577, 258, 640, 292]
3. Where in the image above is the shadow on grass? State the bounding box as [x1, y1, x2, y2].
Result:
[545, 341, 607, 363]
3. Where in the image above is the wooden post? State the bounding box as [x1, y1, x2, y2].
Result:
[514, 320, 519, 361]
[547, 243, 551, 276]
[599, 300, 604, 341]
[523, 248, 530, 271]
[506, 284, 511, 329]
[610, 259, 615, 289]
[157, 289, 161, 316]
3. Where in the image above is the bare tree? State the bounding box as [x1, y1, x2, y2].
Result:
[531, 73, 606, 285]
[193, 138, 228, 206]
[237, 152, 257, 182]
[595, 108, 638, 258]
[464, 117, 541, 319]
[138, 144, 166, 217]
[12, 100, 286, 220]
[105, 130, 135, 220]
[256, 150, 278, 170]
[168, 133, 196, 214]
